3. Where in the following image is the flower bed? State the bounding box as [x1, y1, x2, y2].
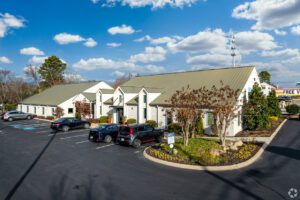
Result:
[146, 138, 262, 166]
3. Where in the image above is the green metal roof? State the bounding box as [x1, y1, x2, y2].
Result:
[100, 89, 114, 94]
[127, 95, 138, 105]
[21, 82, 100, 106]
[82, 93, 96, 102]
[120, 86, 143, 93]
[104, 97, 113, 105]
[122, 66, 255, 105]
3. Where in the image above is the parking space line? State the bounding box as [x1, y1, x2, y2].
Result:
[60, 134, 88, 140]
[76, 140, 89, 144]
[95, 144, 115, 149]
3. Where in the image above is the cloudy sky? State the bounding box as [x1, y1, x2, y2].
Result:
[0, 0, 300, 87]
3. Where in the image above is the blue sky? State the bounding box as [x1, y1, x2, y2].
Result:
[1, 0, 300, 87]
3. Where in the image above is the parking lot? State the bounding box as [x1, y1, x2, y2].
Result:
[1, 119, 300, 200]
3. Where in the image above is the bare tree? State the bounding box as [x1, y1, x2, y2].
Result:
[24, 64, 40, 88]
[55, 106, 64, 118]
[167, 86, 201, 146]
[112, 73, 134, 89]
[0, 69, 12, 112]
[64, 71, 83, 84]
[75, 101, 91, 119]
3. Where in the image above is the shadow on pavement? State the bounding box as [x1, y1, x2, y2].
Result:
[265, 146, 300, 160]
[4, 132, 57, 200]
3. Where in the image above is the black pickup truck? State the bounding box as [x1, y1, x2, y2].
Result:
[117, 124, 164, 148]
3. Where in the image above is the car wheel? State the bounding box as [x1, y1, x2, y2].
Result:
[133, 139, 141, 148]
[62, 126, 69, 132]
[27, 115, 32, 120]
[8, 117, 13, 122]
[104, 135, 112, 143]
[84, 123, 90, 129]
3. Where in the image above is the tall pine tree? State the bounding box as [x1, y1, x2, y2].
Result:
[243, 83, 269, 130]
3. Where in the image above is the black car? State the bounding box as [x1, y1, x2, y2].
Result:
[88, 124, 119, 143]
[51, 117, 90, 132]
[117, 124, 164, 148]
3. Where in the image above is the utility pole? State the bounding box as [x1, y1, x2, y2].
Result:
[230, 34, 236, 67]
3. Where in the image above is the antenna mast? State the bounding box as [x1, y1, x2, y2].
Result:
[231, 34, 236, 67]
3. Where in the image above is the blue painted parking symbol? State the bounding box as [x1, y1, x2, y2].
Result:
[23, 127, 35, 131]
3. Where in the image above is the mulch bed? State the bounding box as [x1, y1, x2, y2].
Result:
[235, 118, 285, 137]
[147, 142, 263, 166]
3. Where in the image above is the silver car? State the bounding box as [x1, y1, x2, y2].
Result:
[3, 110, 33, 121]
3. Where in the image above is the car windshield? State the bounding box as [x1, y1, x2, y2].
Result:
[55, 118, 67, 123]
[97, 125, 110, 130]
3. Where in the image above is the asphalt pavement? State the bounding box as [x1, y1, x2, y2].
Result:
[0, 119, 299, 200]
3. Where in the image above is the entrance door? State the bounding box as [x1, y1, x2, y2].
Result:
[116, 108, 124, 124]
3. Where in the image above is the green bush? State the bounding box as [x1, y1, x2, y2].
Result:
[75, 112, 81, 119]
[46, 116, 54, 120]
[168, 123, 182, 134]
[99, 116, 108, 123]
[146, 120, 157, 128]
[269, 116, 278, 122]
[5, 104, 17, 111]
[127, 118, 137, 124]
[196, 117, 205, 134]
[286, 104, 300, 115]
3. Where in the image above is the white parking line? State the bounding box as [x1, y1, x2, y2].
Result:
[95, 143, 115, 149]
[76, 140, 89, 144]
[60, 134, 88, 140]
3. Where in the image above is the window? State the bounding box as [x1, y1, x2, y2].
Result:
[42, 107, 45, 115]
[52, 108, 55, 115]
[238, 111, 241, 126]
[68, 108, 74, 114]
[143, 95, 147, 103]
[27, 106, 29, 113]
[119, 95, 123, 103]
[207, 112, 214, 126]
[144, 108, 147, 119]
[99, 106, 102, 115]
[145, 125, 153, 131]
[34, 107, 36, 114]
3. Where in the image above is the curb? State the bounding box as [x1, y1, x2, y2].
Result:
[34, 118, 54, 122]
[143, 119, 287, 171]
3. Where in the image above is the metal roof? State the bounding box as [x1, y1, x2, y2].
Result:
[21, 82, 101, 106]
[82, 93, 96, 102]
[122, 66, 255, 105]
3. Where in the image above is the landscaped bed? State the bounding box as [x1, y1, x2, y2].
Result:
[146, 138, 262, 166]
[235, 117, 285, 137]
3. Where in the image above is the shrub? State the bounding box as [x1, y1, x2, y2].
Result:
[269, 116, 278, 122]
[146, 120, 157, 128]
[99, 116, 108, 123]
[168, 123, 182, 134]
[286, 104, 300, 115]
[37, 116, 45, 119]
[75, 112, 81, 119]
[196, 117, 205, 134]
[267, 91, 281, 117]
[46, 116, 54, 120]
[5, 104, 17, 111]
[88, 118, 100, 123]
[232, 144, 257, 160]
[127, 118, 137, 124]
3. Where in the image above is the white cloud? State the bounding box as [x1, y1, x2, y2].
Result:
[29, 56, 48, 65]
[107, 42, 122, 47]
[291, 25, 300, 35]
[274, 29, 287, 36]
[112, 70, 126, 77]
[20, 47, 44, 56]
[261, 48, 300, 58]
[235, 31, 278, 53]
[187, 54, 232, 67]
[0, 13, 25, 37]
[0, 56, 12, 64]
[108, 25, 135, 35]
[84, 38, 97, 47]
[129, 46, 167, 63]
[99, 0, 198, 9]
[53, 33, 85, 44]
[135, 35, 180, 45]
[232, 0, 300, 30]
[73, 57, 164, 73]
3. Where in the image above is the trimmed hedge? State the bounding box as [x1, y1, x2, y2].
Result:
[146, 120, 157, 128]
[46, 116, 54, 120]
[99, 116, 109, 123]
[127, 118, 137, 124]
[168, 123, 182, 134]
[286, 104, 300, 115]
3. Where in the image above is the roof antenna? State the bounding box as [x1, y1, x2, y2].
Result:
[230, 33, 236, 67]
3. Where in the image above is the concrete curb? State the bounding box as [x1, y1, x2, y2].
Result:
[143, 119, 287, 171]
[34, 118, 54, 122]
